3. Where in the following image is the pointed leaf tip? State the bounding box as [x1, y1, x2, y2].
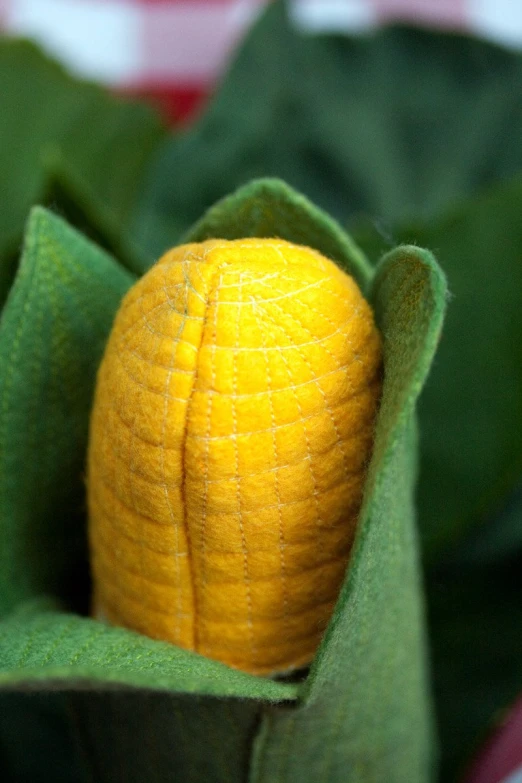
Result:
[0, 214, 134, 617]
[183, 177, 373, 291]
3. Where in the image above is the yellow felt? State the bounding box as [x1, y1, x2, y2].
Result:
[87, 238, 382, 675]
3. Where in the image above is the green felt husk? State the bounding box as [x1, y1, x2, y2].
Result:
[0, 208, 135, 617]
[0, 181, 446, 781]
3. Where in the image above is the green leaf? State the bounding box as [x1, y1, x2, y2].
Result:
[353, 181, 522, 780]
[393, 175, 522, 558]
[0, 598, 295, 782]
[0, 207, 135, 616]
[41, 153, 150, 277]
[0, 598, 296, 702]
[134, 1, 522, 257]
[0, 208, 296, 782]
[252, 246, 447, 782]
[184, 177, 373, 290]
[0, 38, 165, 303]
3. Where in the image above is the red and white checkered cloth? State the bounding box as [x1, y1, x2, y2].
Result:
[1, 0, 521, 123]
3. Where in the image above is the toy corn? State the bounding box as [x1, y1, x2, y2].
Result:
[1, 178, 446, 783]
[87, 237, 382, 675]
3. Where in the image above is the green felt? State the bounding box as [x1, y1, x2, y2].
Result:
[183, 178, 372, 292]
[0, 598, 296, 703]
[252, 246, 447, 782]
[0, 692, 89, 783]
[40, 154, 152, 278]
[0, 186, 446, 781]
[0, 38, 164, 305]
[355, 177, 522, 778]
[0, 208, 135, 616]
[0, 595, 292, 782]
[67, 691, 260, 783]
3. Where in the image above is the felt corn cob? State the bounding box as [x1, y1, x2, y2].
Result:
[87, 237, 382, 675]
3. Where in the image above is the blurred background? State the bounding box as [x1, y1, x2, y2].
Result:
[1, 0, 522, 124]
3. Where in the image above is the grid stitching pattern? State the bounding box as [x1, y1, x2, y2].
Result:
[231, 270, 256, 661]
[159, 261, 190, 642]
[90, 254, 203, 648]
[89, 238, 381, 674]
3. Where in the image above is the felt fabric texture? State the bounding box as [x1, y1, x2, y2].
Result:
[0, 181, 446, 782]
[0, 206, 135, 617]
[0, 7, 521, 773]
[182, 178, 373, 294]
[88, 237, 381, 675]
[0, 598, 296, 702]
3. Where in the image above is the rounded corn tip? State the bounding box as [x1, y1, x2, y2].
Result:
[87, 238, 382, 675]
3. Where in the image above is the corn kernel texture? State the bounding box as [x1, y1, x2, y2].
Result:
[87, 238, 382, 675]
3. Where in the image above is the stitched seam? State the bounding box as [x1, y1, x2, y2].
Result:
[258, 297, 368, 496]
[183, 259, 230, 653]
[113, 238, 349, 343]
[231, 270, 256, 662]
[100, 588, 334, 641]
[124, 310, 365, 359]
[159, 257, 198, 643]
[117, 265, 353, 344]
[128, 292, 165, 646]
[94, 571, 192, 619]
[259, 291, 290, 641]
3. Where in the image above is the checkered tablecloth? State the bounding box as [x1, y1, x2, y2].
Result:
[1, 0, 521, 121]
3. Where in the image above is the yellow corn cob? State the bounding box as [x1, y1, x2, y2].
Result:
[87, 238, 382, 675]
